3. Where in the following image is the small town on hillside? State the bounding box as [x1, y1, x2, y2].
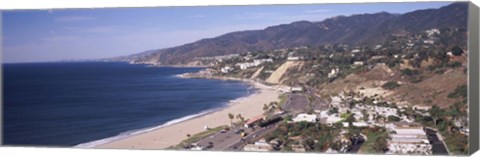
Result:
[171, 27, 469, 155]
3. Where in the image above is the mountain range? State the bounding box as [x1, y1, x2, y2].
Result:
[114, 2, 468, 66]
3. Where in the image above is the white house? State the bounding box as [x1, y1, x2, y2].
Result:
[243, 139, 273, 152]
[330, 96, 342, 107]
[386, 121, 431, 154]
[221, 66, 234, 73]
[328, 68, 339, 78]
[342, 122, 369, 127]
[287, 56, 300, 61]
[425, 28, 440, 36]
[291, 87, 303, 93]
[293, 113, 317, 123]
[413, 105, 431, 111]
[423, 40, 435, 44]
[353, 61, 364, 66]
[446, 51, 453, 56]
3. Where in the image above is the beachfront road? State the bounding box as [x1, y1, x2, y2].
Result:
[196, 123, 279, 151]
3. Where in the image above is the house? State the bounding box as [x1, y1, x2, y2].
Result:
[328, 68, 339, 78]
[278, 86, 292, 93]
[423, 40, 434, 44]
[425, 28, 440, 36]
[221, 66, 234, 73]
[293, 113, 317, 123]
[291, 87, 303, 93]
[342, 122, 368, 127]
[330, 96, 342, 107]
[386, 121, 432, 154]
[287, 56, 300, 61]
[413, 105, 431, 111]
[244, 115, 265, 128]
[254, 58, 273, 64]
[353, 61, 364, 66]
[291, 144, 306, 152]
[446, 51, 453, 56]
[323, 115, 343, 124]
[243, 139, 273, 152]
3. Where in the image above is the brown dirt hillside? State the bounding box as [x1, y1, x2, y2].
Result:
[318, 63, 467, 108]
[388, 68, 466, 108]
[266, 61, 303, 84]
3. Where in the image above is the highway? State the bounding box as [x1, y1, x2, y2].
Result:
[195, 118, 282, 151]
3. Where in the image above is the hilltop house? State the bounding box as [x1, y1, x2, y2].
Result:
[353, 61, 364, 66]
[328, 68, 340, 78]
[351, 49, 361, 53]
[287, 56, 300, 61]
[243, 139, 273, 152]
[291, 86, 303, 93]
[244, 115, 265, 128]
[386, 122, 432, 155]
[221, 66, 234, 73]
[293, 113, 317, 123]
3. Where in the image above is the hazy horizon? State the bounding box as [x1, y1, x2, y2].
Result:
[2, 2, 452, 63]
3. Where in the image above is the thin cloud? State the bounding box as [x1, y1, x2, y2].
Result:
[304, 9, 331, 13]
[235, 12, 280, 20]
[55, 16, 96, 22]
[190, 15, 206, 18]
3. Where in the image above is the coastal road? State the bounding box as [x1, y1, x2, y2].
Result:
[425, 128, 449, 155]
[195, 122, 280, 151]
[227, 124, 279, 151]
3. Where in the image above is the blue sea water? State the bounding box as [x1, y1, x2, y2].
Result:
[3, 62, 252, 147]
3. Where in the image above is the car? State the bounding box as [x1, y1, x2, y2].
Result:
[234, 129, 244, 134]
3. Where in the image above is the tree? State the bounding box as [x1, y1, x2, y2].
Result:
[263, 104, 269, 113]
[236, 114, 246, 123]
[382, 81, 400, 90]
[387, 115, 401, 122]
[361, 109, 369, 122]
[346, 113, 356, 127]
[228, 113, 235, 126]
[373, 135, 389, 152]
[451, 46, 464, 56]
[429, 105, 445, 127]
[329, 107, 339, 115]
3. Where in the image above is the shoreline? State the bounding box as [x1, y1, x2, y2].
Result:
[93, 73, 280, 149]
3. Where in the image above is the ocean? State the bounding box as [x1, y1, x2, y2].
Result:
[3, 62, 253, 147]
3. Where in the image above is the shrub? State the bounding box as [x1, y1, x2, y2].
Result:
[451, 46, 464, 56]
[448, 84, 467, 98]
[382, 81, 400, 90]
[447, 61, 462, 68]
[387, 115, 401, 122]
[400, 68, 419, 76]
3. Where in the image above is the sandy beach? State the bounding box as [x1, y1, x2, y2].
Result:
[95, 81, 280, 149]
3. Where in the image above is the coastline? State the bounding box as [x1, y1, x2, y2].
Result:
[92, 73, 280, 149]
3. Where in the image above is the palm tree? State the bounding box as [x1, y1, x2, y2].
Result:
[228, 113, 234, 126]
[263, 104, 269, 113]
[429, 105, 445, 127]
[236, 114, 246, 123]
[361, 109, 369, 122]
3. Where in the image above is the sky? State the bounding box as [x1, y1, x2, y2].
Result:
[2, 2, 453, 63]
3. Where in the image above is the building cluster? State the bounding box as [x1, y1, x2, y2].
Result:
[386, 122, 432, 155]
[236, 58, 273, 70]
[243, 139, 273, 152]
